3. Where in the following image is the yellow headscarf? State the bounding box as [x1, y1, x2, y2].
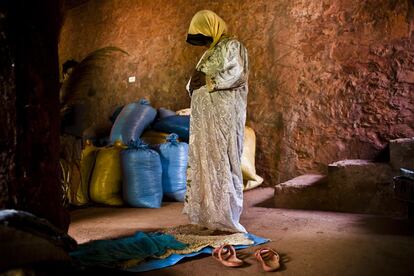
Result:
[187, 10, 228, 48]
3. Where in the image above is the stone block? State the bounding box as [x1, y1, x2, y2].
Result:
[274, 174, 329, 210]
[390, 138, 414, 170]
[328, 159, 406, 216]
[275, 160, 407, 216]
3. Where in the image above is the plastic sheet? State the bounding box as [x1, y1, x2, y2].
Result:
[152, 115, 190, 142]
[110, 99, 157, 144]
[89, 142, 124, 206]
[158, 134, 188, 202]
[121, 140, 163, 208]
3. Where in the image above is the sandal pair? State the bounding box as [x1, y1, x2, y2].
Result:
[212, 244, 280, 272]
[255, 247, 281, 272]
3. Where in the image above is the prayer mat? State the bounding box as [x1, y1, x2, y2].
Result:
[125, 224, 269, 272]
[70, 224, 269, 272]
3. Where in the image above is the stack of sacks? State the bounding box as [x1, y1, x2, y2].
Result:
[82, 104, 262, 209]
[75, 102, 193, 208]
[89, 141, 125, 206]
[121, 140, 163, 208]
[242, 126, 264, 190]
[110, 99, 157, 144]
[157, 133, 188, 202]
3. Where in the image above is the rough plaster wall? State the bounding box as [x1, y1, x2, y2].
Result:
[59, 0, 414, 184]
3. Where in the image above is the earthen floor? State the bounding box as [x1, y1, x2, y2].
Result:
[69, 188, 414, 276]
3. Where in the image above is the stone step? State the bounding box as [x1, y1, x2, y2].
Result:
[274, 160, 408, 216]
[327, 159, 406, 216]
[389, 137, 414, 170]
[274, 174, 329, 210]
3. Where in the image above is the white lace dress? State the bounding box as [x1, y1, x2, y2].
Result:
[183, 37, 249, 233]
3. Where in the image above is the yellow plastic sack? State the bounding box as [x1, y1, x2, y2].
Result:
[242, 126, 264, 190]
[73, 140, 98, 206]
[141, 130, 181, 145]
[89, 141, 125, 206]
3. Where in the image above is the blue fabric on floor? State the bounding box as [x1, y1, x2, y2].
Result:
[126, 233, 269, 272]
[70, 232, 187, 267]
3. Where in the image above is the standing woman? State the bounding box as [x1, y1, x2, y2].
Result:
[183, 10, 249, 233]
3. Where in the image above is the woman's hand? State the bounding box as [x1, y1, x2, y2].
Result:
[189, 69, 206, 92]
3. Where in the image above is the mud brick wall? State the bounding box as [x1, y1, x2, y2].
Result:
[59, 0, 414, 184]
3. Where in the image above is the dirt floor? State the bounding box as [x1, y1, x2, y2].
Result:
[69, 188, 414, 276]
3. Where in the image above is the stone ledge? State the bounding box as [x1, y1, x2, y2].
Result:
[274, 174, 329, 210]
[274, 161, 407, 216]
[328, 159, 394, 188]
[390, 137, 414, 170]
[328, 159, 405, 216]
[277, 174, 327, 189]
[329, 159, 374, 167]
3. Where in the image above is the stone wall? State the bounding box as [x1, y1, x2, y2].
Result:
[59, 0, 414, 184]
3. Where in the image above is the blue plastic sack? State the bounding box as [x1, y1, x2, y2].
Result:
[152, 115, 190, 142]
[121, 140, 163, 208]
[158, 134, 188, 202]
[109, 104, 134, 143]
[157, 108, 176, 120]
[110, 99, 157, 144]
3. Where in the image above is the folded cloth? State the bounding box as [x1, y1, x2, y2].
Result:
[70, 232, 187, 268]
